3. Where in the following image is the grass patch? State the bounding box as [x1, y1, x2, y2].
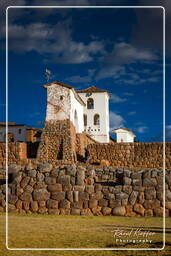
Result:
[0, 213, 171, 256]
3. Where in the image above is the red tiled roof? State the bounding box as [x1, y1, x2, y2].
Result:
[77, 86, 108, 93]
[112, 127, 136, 136]
[44, 81, 74, 89]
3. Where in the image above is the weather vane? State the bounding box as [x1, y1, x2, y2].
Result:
[44, 68, 52, 82]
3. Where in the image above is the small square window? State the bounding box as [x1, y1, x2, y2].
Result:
[18, 129, 22, 134]
[60, 96, 63, 100]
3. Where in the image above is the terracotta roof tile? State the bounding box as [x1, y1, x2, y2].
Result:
[77, 86, 108, 93]
[44, 81, 74, 89]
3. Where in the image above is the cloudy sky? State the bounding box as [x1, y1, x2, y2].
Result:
[0, 0, 171, 142]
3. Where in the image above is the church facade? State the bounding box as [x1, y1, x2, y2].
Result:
[44, 81, 110, 143]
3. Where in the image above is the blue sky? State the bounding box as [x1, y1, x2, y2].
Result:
[0, 0, 171, 142]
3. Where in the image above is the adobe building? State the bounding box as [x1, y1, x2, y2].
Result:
[112, 128, 136, 143]
[37, 81, 110, 164]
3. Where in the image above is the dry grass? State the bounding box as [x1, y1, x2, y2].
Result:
[0, 213, 171, 256]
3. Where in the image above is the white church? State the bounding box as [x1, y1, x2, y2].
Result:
[44, 81, 110, 143]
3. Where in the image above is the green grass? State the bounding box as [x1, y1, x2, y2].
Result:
[0, 213, 171, 256]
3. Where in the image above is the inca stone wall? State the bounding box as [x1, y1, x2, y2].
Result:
[37, 120, 77, 165]
[0, 143, 27, 167]
[0, 164, 170, 217]
[87, 142, 171, 169]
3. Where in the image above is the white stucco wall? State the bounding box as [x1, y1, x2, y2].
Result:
[45, 84, 84, 133]
[115, 130, 135, 142]
[78, 92, 110, 143]
[45, 84, 71, 121]
[70, 89, 84, 133]
[0, 126, 27, 142]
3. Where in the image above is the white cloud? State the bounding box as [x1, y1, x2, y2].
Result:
[66, 69, 95, 84]
[109, 111, 125, 130]
[3, 19, 105, 64]
[110, 93, 127, 103]
[136, 126, 148, 133]
[128, 111, 136, 116]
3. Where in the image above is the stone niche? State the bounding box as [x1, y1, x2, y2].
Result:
[37, 119, 77, 164]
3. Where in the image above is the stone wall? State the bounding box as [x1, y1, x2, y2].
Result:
[0, 164, 170, 217]
[37, 120, 77, 165]
[87, 142, 171, 169]
[0, 143, 27, 167]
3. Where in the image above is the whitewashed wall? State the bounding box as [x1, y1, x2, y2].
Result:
[116, 130, 135, 142]
[78, 92, 110, 143]
[0, 126, 26, 142]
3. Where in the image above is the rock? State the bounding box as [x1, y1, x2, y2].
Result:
[16, 200, 22, 209]
[30, 201, 38, 212]
[138, 192, 145, 204]
[24, 185, 33, 193]
[132, 179, 142, 186]
[70, 208, 80, 215]
[144, 189, 156, 200]
[39, 163, 53, 173]
[85, 185, 94, 193]
[153, 207, 163, 217]
[95, 184, 102, 192]
[45, 177, 56, 185]
[99, 199, 108, 207]
[102, 207, 112, 216]
[66, 191, 73, 202]
[38, 201, 46, 207]
[38, 207, 48, 214]
[59, 199, 70, 209]
[46, 199, 58, 209]
[123, 177, 131, 185]
[112, 206, 126, 216]
[37, 173, 44, 182]
[89, 200, 98, 208]
[60, 208, 70, 215]
[8, 165, 21, 174]
[90, 191, 103, 200]
[51, 168, 60, 177]
[109, 199, 121, 208]
[134, 204, 145, 216]
[79, 192, 89, 201]
[165, 201, 171, 209]
[8, 194, 18, 204]
[28, 170, 37, 177]
[48, 209, 60, 214]
[23, 201, 30, 210]
[85, 177, 94, 185]
[51, 192, 65, 201]
[71, 201, 83, 209]
[73, 185, 85, 192]
[20, 177, 30, 188]
[92, 206, 102, 216]
[80, 208, 93, 216]
[19, 192, 32, 201]
[76, 170, 85, 185]
[57, 175, 70, 186]
[8, 204, 17, 212]
[33, 188, 50, 201]
[66, 165, 77, 176]
[116, 193, 128, 200]
[145, 209, 153, 216]
[47, 184, 62, 192]
[166, 190, 171, 201]
[129, 191, 138, 205]
[143, 178, 157, 187]
[143, 199, 160, 209]
[131, 172, 142, 179]
[122, 185, 132, 194]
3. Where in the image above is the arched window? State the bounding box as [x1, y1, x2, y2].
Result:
[87, 98, 94, 109]
[94, 114, 100, 125]
[83, 114, 87, 126]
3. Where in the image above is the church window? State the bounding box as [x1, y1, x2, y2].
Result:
[94, 114, 100, 125]
[18, 129, 22, 134]
[87, 98, 94, 109]
[83, 114, 87, 126]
